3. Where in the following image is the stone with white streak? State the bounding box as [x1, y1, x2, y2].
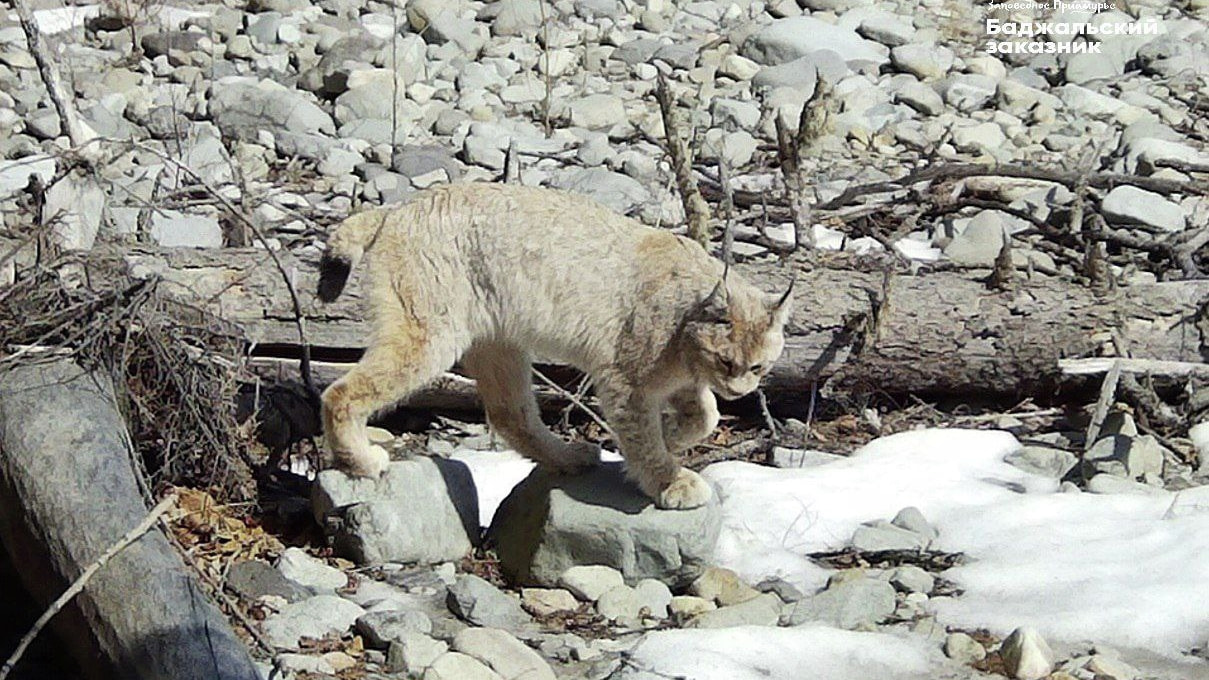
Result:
[1000, 626, 1054, 680]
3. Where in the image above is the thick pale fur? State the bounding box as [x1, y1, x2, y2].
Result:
[319, 183, 792, 509]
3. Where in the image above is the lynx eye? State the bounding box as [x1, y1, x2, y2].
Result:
[750, 363, 764, 374]
[719, 357, 735, 372]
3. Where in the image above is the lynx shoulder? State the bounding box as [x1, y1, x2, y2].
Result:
[318, 183, 792, 510]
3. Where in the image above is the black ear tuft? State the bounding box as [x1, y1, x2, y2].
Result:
[696, 279, 730, 323]
[317, 253, 352, 302]
[767, 276, 795, 323]
[774, 277, 795, 309]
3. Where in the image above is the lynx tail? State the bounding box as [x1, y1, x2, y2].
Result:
[317, 208, 388, 302]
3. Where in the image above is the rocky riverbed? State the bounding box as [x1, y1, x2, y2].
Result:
[238, 419, 1209, 680]
[1, 0, 1208, 678]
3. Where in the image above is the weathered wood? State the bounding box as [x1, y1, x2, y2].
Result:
[249, 358, 570, 412]
[1060, 358, 1209, 378]
[101, 246, 1209, 403]
[0, 361, 260, 680]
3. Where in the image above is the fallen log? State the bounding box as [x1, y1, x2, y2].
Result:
[102, 246, 1209, 408]
[0, 360, 261, 680]
[248, 358, 569, 413]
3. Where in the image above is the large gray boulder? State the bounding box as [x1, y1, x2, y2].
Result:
[42, 170, 105, 251]
[1082, 434, 1167, 482]
[743, 16, 889, 71]
[548, 167, 650, 215]
[784, 574, 896, 630]
[1100, 185, 1187, 233]
[297, 34, 383, 95]
[487, 463, 720, 588]
[208, 76, 335, 141]
[312, 457, 480, 564]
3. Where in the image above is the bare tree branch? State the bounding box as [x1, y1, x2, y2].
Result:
[655, 71, 711, 247]
[9, 0, 87, 148]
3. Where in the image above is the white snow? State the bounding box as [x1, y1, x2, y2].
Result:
[459, 428, 1209, 676]
[452, 448, 536, 528]
[702, 428, 1209, 657]
[451, 447, 622, 527]
[616, 625, 943, 680]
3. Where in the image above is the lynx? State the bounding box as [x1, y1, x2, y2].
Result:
[317, 183, 792, 510]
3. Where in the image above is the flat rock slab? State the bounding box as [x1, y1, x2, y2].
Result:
[487, 463, 720, 588]
[261, 595, 366, 649]
[312, 457, 479, 564]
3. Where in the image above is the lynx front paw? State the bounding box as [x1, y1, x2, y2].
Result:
[656, 468, 713, 510]
[338, 443, 391, 478]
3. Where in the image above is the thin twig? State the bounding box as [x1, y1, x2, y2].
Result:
[804, 380, 818, 446]
[531, 367, 615, 439]
[0, 492, 178, 680]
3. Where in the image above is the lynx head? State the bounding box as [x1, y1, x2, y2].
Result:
[685, 274, 794, 401]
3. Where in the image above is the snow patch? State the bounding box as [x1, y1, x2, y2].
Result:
[452, 447, 622, 527]
[703, 428, 1209, 656]
[616, 625, 941, 680]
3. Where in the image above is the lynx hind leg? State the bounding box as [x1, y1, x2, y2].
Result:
[463, 343, 599, 474]
[662, 386, 720, 453]
[322, 329, 455, 478]
[599, 384, 713, 510]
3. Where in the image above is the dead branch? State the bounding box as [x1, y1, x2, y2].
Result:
[1084, 360, 1121, 452]
[131, 141, 318, 399]
[1118, 374, 1182, 431]
[795, 75, 832, 157]
[1152, 158, 1209, 175]
[504, 140, 521, 184]
[1173, 224, 1209, 278]
[9, 0, 86, 148]
[538, 0, 552, 136]
[0, 491, 178, 680]
[988, 230, 1014, 291]
[1060, 358, 1209, 378]
[818, 162, 1208, 212]
[654, 72, 711, 247]
[717, 155, 735, 266]
[774, 115, 811, 249]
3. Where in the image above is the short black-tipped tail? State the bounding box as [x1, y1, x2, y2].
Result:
[317, 252, 352, 302]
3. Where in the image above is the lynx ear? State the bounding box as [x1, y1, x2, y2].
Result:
[767, 278, 795, 325]
[697, 278, 730, 323]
